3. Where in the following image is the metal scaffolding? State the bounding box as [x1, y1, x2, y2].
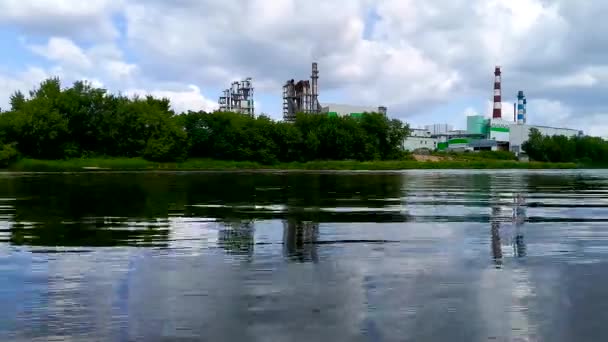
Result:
[218, 78, 255, 117]
[283, 62, 321, 122]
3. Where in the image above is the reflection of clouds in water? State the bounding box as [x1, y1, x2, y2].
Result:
[167, 217, 218, 250]
[10, 251, 137, 340]
[478, 267, 538, 340]
[5, 171, 608, 340]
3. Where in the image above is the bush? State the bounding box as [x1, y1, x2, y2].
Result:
[0, 143, 19, 167]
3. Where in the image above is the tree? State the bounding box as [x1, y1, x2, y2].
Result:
[0, 78, 414, 164]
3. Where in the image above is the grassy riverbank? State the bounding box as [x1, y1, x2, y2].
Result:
[6, 158, 578, 172]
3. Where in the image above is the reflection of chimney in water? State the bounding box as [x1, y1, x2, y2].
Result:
[491, 206, 503, 267]
[513, 193, 527, 258]
[515, 234, 526, 257]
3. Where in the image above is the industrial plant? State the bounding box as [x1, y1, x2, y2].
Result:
[282, 63, 322, 122]
[217, 62, 388, 121]
[214, 63, 582, 156]
[403, 66, 583, 155]
[218, 78, 255, 117]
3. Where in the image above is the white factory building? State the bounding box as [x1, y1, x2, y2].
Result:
[402, 128, 438, 151]
[505, 121, 582, 154]
[403, 116, 583, 154]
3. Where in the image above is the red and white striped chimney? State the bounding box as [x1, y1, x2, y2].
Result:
[493, 66, 502, 119]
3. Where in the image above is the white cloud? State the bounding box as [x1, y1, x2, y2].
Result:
[0, 67, 50, 111]
[464, 107, 479, 117]
[3, 0, 608, 134]
[29, 37, 93, 70]
[125, 85, 218, 113]
[0, 0, 122, 40]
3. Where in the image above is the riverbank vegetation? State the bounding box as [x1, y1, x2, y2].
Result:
[0, 78, 598, 171]
[9, 158, 576, 172]
[523, 128, 608, 166]
[0, 78, 409, 166]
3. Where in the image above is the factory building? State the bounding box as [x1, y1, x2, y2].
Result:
[321, 103, 387, 118]
[425, 124, 453, 135]
[509, 124, 582, 154]
[218, 78, 255, 117]
[282, 62, 387, 121]
[283, 63, 321, 122]
[402, 128, 437, 152]
[403, 66, 584, 154]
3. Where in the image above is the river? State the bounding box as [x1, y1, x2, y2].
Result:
[1, 170, 608, 341]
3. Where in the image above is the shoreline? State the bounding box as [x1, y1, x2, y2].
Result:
[6, 158, 580, 172]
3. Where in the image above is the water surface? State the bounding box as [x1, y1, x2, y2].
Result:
[1, 170, 608, 341]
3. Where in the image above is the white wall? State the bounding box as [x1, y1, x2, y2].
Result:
[403, 136, 437, 151]
[509, 123, 581, 153]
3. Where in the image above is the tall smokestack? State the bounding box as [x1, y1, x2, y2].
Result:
[311, 62, 319, 113]
[493, 66, 502, 119]
[513, 103, 516, 122]
[517, 91, 525, 124]
[523, 97, 527, 124]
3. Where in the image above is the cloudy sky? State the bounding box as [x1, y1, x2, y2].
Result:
[0, 0, 607, 136]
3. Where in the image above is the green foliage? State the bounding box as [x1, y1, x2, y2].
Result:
[0, 78, 411, 165]
[182, 110, 410, 163]
[523, 128, 608, 165]
[443, 150, 517, 161]
[9, 157, 577, 172]
[0, 143, 19, 167]
[0, 79, 189, 162]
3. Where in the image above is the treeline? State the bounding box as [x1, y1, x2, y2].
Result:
[523, 128, 608, 165]
[0, 78, 409, 165]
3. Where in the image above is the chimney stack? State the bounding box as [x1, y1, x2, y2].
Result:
[492, 66, 502, 119]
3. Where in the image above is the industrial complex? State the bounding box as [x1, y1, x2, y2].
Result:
[218, 78, 255, 117]
[217, 62, 387, 122]
[403, 66, 583, 155]
[215, 63, 583, 156]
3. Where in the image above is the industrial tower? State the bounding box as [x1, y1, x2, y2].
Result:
[493, 66, 502, 119]
[218, 78, 255, 117]
[517, 91, 527, 124]
[283, 63, 321, 122]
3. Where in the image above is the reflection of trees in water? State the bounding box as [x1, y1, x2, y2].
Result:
[217, 220, 255, 256]
[490, 193, 528, 266]
[282, 220, 319, 263]
[9, 219, 171, 247]
[2, 172, 406, 247]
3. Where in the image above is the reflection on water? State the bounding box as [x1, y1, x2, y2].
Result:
[490, 193, 528, 267]
[283, 220, 319, 263]
[1, 170, 608, 341]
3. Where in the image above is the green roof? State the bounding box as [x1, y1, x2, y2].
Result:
[448, 138, 469, 145]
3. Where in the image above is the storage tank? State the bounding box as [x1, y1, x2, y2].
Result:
[467, 115, 488, 135]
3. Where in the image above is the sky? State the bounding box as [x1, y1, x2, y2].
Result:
[0, 0, 607, 136]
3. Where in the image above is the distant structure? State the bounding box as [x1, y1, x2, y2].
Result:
[218, 78, 255, 117]
[523, 97, 527, 124]
[425, 124, 453, 135]
[493, 66, 502, 119]
[516, 91, 527, 124]
[321, 103, 387, 118]
[283, 63, 321, 122]
[402, 66, 583, 154]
